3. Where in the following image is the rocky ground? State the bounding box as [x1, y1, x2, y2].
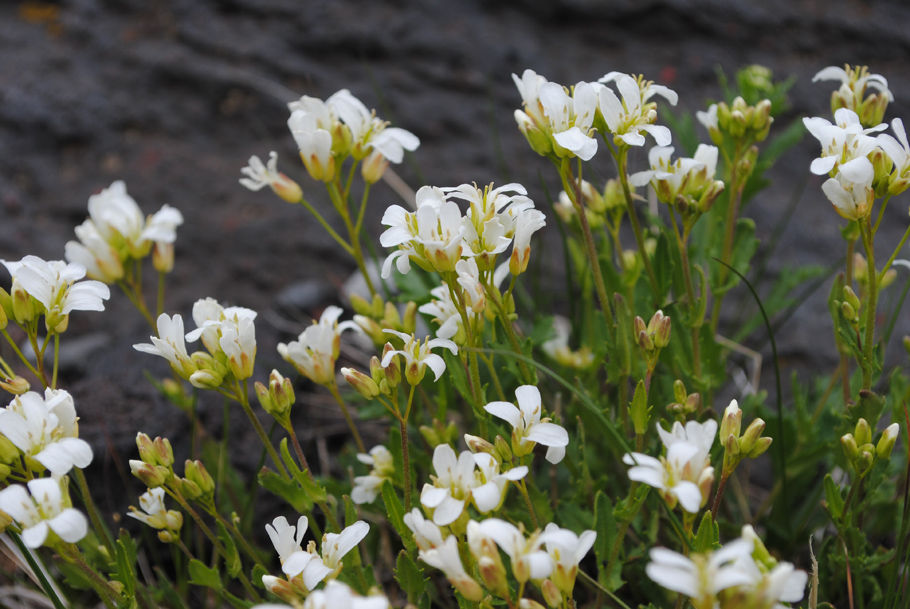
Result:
[1, 0, 910, 521]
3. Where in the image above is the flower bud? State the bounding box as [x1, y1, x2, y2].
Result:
[745, 436, 772, 459]
[272, 173, 304, 203]
[0, 298, 7, 330]
[402, 301, 418, 334]
[740, 418, 768, 457]
[841, 433, 859, 461]
[515, 110, 553, 157]
[464, 434, 495, 454]
[381, 344, 401, 389]
[342, 367, 380, 399]
[136, 433, 174, 467]
[184, 460, 215, 502]
[0, 434, 20, 463]
[720, 400, 743, 442]
[270, 370, 295, 415]
[541, 578, 563, 607]
[11, 282, 37, 325]
[354, 314, 385, 345]
[854, 418, 872, 446]
[877, 423, 900, 460]
[361, 150, 389, 184]
[0, 375, 30, 395]
[648, 310, 671, 349]
[519, 598, 546, 609]
[494, 435, 513, 463]
[129, 460, 170, 488]
[152, 242, 175, 274]
[673, 379, 688, 404]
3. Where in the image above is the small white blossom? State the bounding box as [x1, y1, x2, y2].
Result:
[623, 442, 704, 513]
[277, 306, 360, 386]
[478, 518, 554, 583]
[541, 523, 597, 595]
[239, 151, 302, 202]
[509, 209, 546, 275]
[813, 65, 893, 103]
[185, 298, 258, 381]
[420, 444, 478, 525]
[646, 539, 754, 609]
[352, 445, 394, 505]
[877, 118, 910, 178]
[282, 521, 370, 590]
[0, 389, 92, 477]
[2, 256, 110, 326]
[0, 477, 88, 548]
[512, 69, 600, 160]
[381, 329, 458, 385]
[597, 72, 677, 147]
[327, 89, 419, 164]
[803, 108, 884, 179]
[484, 385, 569, 464]
[127, 488, 182, 532]
[134, 313, 196, 378]
[419, 534, 484, 601]
[403, 507, 445, 551]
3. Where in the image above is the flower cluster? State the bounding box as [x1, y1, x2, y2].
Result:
[133, 297, 257, 388]
[65, 180, 183, 281]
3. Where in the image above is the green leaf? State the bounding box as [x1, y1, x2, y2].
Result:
[279, 437, 328, 505]
[824, 474, 845, 522]
[593, 491, 616, 566]
[257, 468, 311, 513]
[692, 511, 719, 552]
[112, 530, 138, 599]
[187, 559, 222, 591]
[382, 480, 415, 553]
[395, 550, 428, 603]
[216, 521, 242, 578]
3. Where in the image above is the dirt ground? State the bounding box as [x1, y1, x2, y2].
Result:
[2, 0, 910, 513]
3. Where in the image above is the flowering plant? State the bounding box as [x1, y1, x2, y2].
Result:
[0, 62, 908, 609]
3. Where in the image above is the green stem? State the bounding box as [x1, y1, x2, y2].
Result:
[859, 219, 878, 390]
[709, 154, 746, 332]
[28, 330, 49, 388]
[157, 270, 166, 317]
[211, 510, 266, 569]
[235, 384, 289, 478]
[880, 222, 910, 277]
[329, 182, 377, 298]
[74, 467, 115, 553]
[328, 382, 366, 453]
[51, 333, 59, 389]
[400, 384, 416, 511]
[614, 147, 660, 303]
[669, 211, 703, 378]
[7, 531, 67, 609]
[2, 328, 42, 381]
[518, 477, 540, 529]
[60, 545, 118, 609]
[117, 279, 156, 329]
[557, 161, 616, 323]
[287, 425, 311, 472]
[299, 196, 355, 255]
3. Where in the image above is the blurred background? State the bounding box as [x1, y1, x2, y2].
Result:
[1, 0, 909, 507]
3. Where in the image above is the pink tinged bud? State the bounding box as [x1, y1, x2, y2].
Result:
[0, 376, 30, 395]
[541, 578, 563, 607]
[464, 434, 495, 454]
[342, 367, 380, 399]
[720, 400, 743, 442]
[184, 459, 215, 498]
[520, 598, 547, 609]
[478, 556, 509, 598]
[129, 460, 170, 488]
[452, 576, 484, 602]
[272, 173, 303, 203]
[361, 150, 390, 184]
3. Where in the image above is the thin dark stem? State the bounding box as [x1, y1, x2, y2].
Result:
[328, 382, 366, 453]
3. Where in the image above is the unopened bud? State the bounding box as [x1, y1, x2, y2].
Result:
[841, 434, 859, 461]
[402, 301, 418, 334]
[494, 435, 513, 463]
[381, 344, 401, 388]
[541, 579, 562, 607]
[673, 379, 688, 404]
[464, 434, 494, 454]
[477, 555, 509, 598]
[269, 370, 295, 415]
[745, 436, 772, 459]
[0, 435, 20, 463]
[649, 310, 671, 348]
[854, 418, 872, 446]
[0, 376, 29, 395]
[129, 460, 170, 488]
[877, 423, 900, 460]
[184, 460, 215, 501]
[720, 400, 743, 442]
[342, 367, 380, 399]
[740, 418, 767, 455]
[361, 150, 389, 184]
[519, 598, 546, 609]
[152, 242, 175, 274]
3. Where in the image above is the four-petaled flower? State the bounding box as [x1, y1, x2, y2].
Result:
[133, 313, 196, 379]
[381, 329, 458, 385]
[128, 487, 182, 533]
[484, 385, 569, 464]
[0, 389, 93, 477]
[0, 477, 88, 548]
[597, 72, 677, 147]
[278, 306, 360, 386]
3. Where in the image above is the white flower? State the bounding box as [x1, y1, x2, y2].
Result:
[597, 72, 677, 147]
[418, 259, 489, 342]
[629, 144, 724, 211]
[418, 285, 467, 341]
[512, 69, 599, 160]
[403, 507, 445, 551]
[127, 488, 182, 531]
[239, 151, 302, 203]
[645, 539, 754, 609]
[813, 65, 893, 102]
[471, 452, 528, 512]
[0, 389, 93, 476]
[381, 329, 458, 385]
[2, 256, 110, 326]
[327, 89, 419, 164]
[133, 313, 196, 378]
[352, 445, 394, 504]
[65, 220, 124, 283]
[67, 181, 183, 266]
[277, 306, 359, 386]
[418, 534, 484, 601]
[802, 108, 884, 177]
[283, 521, 370, 590]
[541, 523, 596, 595]
[732, 554, 808, 609]
[509, 208, 546, 275]
[878, 118, 910, 177]
[821, 172, 875, 220]
[379, 187, 468, 278]
[478, 517, 554, 583]
[262, 580, 387, 609]
[0, 477, 88, 548]
[696, 103, 719, 132]
[623, 442, 704, 513]
[420, 444, 477, 525]
[184, 298, 258, 380]
[484, 385, 569, 464]
[265, 515, 310, 567]
[541, 315, 595, 370]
